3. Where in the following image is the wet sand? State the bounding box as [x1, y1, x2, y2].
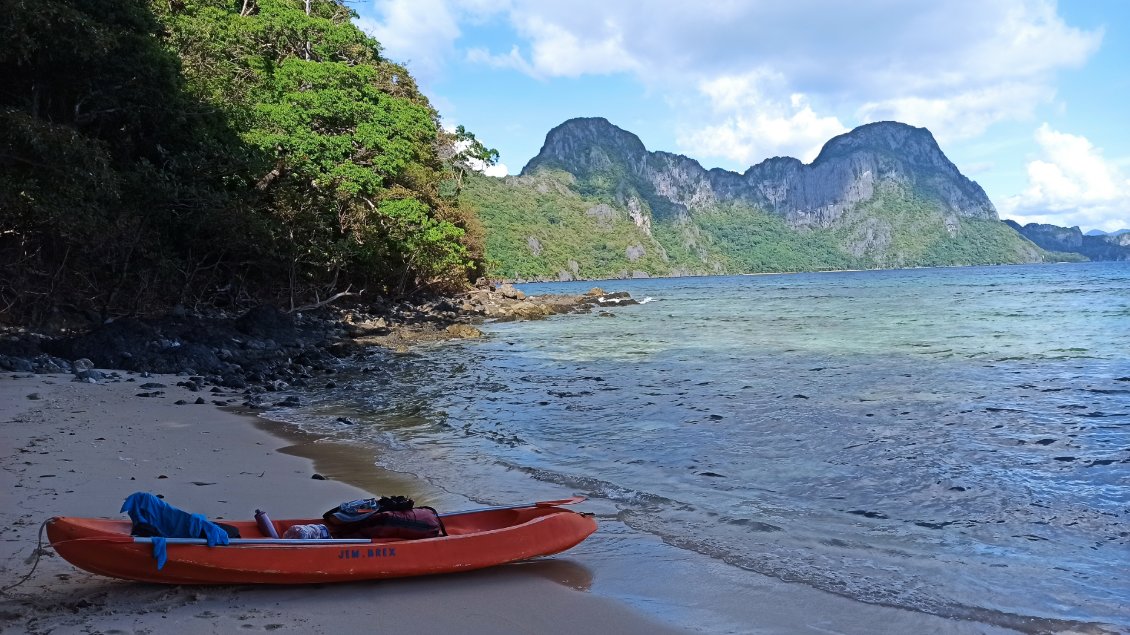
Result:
[0, 372, 1028, 634]
[0, 373, 683, 634]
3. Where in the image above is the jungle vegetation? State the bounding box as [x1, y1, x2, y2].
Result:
[1, 0, 488, 324]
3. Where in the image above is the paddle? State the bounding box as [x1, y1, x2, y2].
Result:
[58, 535, 373, 546]
[438, 495, 586, 518]
[135, 537, 371, 545]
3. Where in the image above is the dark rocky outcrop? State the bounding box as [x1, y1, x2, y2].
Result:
[1, 288, 638, 394]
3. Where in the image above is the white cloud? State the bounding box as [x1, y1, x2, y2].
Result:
[356, 0, 463, 81]
[358, 0, 1104, 169]
[449, 0, 1100, 164]
[858, 82, 1055, 143]
[462, 155, 510, 176]
[465, 45, 537, 76]
[999, 125, 1130, 232]
[361, 1, 1101, 104]
[511, 15, 639, 77]
[677, 71, 846, 164]
[481, 162, 510, 177]
[449, 134, 511, 177]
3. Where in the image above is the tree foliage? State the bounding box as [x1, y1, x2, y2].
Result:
[1, 0, 484, 324]
[445, 125, 499, 193]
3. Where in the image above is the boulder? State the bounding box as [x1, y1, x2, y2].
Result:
[500, 303, 553, 321]
[498, 284, 526, 300]
[235, 305, 296, 341]
[444, 324, 483, 339]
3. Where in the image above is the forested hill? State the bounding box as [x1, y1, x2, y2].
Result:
[464, 117, 1050, 281]
[1, 0, 486, 325]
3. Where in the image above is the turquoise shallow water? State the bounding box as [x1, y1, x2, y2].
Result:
[276, 262, 1130, 630]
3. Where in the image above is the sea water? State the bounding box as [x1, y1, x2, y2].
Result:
[273, 262, 1130, 631]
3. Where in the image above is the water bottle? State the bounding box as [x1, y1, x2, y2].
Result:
[255, 509, 279, 538]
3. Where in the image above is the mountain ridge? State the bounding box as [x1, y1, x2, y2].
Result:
[523, 117, 996, 227]
[1005, 220, 1130, 261]
[467, 117, 1047, 281]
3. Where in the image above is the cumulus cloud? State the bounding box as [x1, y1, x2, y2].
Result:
[677, 72, 846, 164]
[358, 0, 1103, 169]
[356, 0, 464, 81]
[999, 125, 1130, 232]
[858, 82, 1055, 143]
[465, 45, 537, 76]
[505, 14, 639, 77]
[481, 162, 510, 177]
[365, 0, 1100, 92]
[460, 155, 510, 176]
[450, 0, 1099, 163]
[447, 129, 511, 177]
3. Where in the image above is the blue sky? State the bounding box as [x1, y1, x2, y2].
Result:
[355, 0, 1129, 232]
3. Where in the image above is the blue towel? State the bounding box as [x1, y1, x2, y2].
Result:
[120, 492, 230, 569]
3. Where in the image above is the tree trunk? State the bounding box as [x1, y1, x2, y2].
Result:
[304, 0, 312, 61]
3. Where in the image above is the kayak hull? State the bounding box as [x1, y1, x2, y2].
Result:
[47, 506, 597, 584]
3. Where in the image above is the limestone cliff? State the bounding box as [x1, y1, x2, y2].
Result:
[524, 118, 997, 227]
[468, 117, 1045, 280]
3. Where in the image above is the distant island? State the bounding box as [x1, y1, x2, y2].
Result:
[461, 117, 1124, 281]
[1006, 221, 1130, 261]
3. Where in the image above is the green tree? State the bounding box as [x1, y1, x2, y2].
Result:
[445, 125, 500, 193]
[1, 0, 489, 324]
[0, 0, 248, 321]
[155, 0, 482, 299]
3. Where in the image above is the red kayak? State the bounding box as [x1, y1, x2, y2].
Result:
[46, 499, 596, 584]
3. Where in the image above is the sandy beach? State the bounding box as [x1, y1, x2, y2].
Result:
[0, 372, 1038, 634]
[0, 373, 684, 634]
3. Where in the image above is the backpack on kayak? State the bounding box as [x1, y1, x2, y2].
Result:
[322, 496, 446, 540]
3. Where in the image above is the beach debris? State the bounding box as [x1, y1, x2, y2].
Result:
[311, 473, 327, 480]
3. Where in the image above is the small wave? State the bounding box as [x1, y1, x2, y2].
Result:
[638, 296, 656, 304]
[497, 461, 679, 510]
[620, 511, 1120, 634]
